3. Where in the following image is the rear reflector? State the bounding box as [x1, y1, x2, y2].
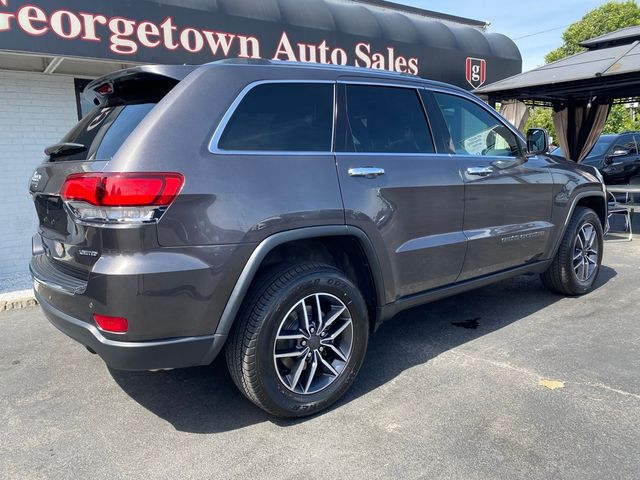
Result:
[93, 314, 128, 334]
[61, 172, 184, 207]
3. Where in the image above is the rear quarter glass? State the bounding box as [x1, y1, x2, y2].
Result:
[49, 103, 157, 162]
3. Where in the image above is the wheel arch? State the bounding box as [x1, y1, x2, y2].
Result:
[576, 194, 607, 228]
[551, 190, 607, 258]
[215, 226, 387, 337]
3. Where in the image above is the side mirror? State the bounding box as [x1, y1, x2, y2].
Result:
[610, 147, 630, 157]
[526, 128, 550, 155]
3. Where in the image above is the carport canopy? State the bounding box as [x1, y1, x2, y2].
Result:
[475, 26, 640, 162]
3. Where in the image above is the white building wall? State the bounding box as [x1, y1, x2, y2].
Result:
[0, 71, 78, 276]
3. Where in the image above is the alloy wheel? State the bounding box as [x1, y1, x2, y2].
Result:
[273, 293, 354, 395]
[573, 222, 599, 282]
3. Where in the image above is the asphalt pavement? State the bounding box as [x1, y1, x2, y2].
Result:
[1, 241, 639, 480]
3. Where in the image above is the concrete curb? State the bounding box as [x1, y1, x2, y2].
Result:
[0, 290, 38, 312]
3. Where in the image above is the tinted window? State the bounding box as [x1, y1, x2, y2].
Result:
[340, 85, 434, 154]
[433, 92, 522, 157]
[52, 103, 156, 162]
[218, 83, 333, 152]
[585, 135, 616, 159]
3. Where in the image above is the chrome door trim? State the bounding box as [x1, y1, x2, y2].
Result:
[338, 152, 453, 157]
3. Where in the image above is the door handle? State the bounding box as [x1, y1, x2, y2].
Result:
[466, 166, 494, 177]
[348, 167, 385, 178]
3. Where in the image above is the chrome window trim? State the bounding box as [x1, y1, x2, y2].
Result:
[426, 86, 527, 157]
[208, 77, 508, 158]
[209, 80, 336, 156]
[337, 152, 453, 158]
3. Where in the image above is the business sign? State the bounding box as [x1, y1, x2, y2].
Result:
[466, 57, 487, 89]
[0, 0, 521, 89]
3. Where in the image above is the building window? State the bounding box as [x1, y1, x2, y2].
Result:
[74, 79, 95, 120]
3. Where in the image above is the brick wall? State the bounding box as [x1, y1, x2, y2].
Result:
[0, 71, 78, 275]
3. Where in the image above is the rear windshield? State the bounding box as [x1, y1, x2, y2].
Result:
[48, 103, 156, 162]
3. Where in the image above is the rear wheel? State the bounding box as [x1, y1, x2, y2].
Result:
[226, 263, 369, 417]
[541, 207, 603, 295]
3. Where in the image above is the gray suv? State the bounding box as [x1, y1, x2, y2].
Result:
[29, 60, 607, 417]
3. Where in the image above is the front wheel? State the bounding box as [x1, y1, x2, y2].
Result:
[541, 206, 604, 295]
[226, 263, 369, 417]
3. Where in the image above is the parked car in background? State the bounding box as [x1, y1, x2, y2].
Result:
[550, 132, 640, 184]
[29, 60, 607, 418]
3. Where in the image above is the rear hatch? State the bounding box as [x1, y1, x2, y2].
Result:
[29, 66, 196, 286]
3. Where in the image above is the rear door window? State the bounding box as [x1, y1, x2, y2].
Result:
[217, 83, 334, 152]
[51, 103, 156, 162]
[338, 84, 434, 154]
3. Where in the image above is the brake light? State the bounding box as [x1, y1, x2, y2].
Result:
[95, 83, 114, 97]
[61, 173, 183, 206]
[93, 314, 128, 334]
[60, 172, 184, 224]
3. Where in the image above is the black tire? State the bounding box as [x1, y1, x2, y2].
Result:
[225, 262, 369, 418]
[541, 206, 603, 296]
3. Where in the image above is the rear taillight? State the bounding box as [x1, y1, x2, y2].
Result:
[93, 314, 128, 334]
[95, 82, 114, 97]
[60, 172, 184, 224]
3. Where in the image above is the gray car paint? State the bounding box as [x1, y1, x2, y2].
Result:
[29, 61, 607, 370]
[455, 154, 555, 281]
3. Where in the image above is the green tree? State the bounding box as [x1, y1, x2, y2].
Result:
[524, 107, 555, 139]
[546, 1, 640, 63]
[602, 103, 640, 132]
[528, 1, 640, 137]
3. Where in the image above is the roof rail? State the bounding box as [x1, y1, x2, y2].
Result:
[207, 58, 418, 79]
[204, 58, 471, 94]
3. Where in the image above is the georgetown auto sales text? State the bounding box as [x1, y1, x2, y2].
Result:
[0, 2, 420, 74]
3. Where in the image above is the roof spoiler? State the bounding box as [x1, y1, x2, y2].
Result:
[84, 65, 200, 105]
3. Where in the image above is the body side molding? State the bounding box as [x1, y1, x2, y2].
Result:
[379, 259, 552, 322]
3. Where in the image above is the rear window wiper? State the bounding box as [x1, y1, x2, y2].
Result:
[45, 142, 87, 158]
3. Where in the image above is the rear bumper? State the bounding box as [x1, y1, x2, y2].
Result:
[35, 290, 227, 371]
[28, 238, 255, 342]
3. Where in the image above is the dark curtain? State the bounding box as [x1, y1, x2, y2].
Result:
[552, 100, 612, 162]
